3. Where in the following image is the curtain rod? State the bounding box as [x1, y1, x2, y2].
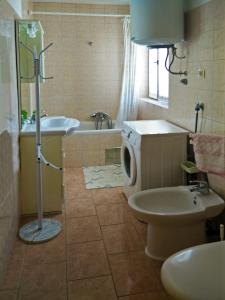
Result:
[31, 11, 130, 18]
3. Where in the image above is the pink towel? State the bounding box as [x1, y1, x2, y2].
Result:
[191, 133, 225, 177]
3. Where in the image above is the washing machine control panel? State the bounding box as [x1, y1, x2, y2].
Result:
[121, 126, 141, 147]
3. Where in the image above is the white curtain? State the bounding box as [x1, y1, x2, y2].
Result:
[116, 17, 145, 127]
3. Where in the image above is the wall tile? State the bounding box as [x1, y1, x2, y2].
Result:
[28, 3, 127, 121]
[138, 0, 225, 201]
[0, 1, 20, 284]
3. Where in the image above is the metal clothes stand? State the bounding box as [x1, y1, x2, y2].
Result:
[19, 42, 63, 243]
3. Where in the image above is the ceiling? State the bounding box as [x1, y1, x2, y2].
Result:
[32, 0, 130, 5]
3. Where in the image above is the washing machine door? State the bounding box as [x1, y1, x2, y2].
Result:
[121, 139, 137, 186]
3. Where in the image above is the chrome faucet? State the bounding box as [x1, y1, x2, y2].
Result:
[90, 112, 112, 129]
[28, 112, 48, 124]
[41, 112, 48, 118]
[28, 113, 35, 124]
[189, 180, 209, 195]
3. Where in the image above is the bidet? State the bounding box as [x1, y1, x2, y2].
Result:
[128, 186, 225, 260]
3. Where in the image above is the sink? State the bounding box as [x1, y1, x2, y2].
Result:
[41, 116, 79, 129]
[21, 116, 80, 135]
[161, 240, 225, 300]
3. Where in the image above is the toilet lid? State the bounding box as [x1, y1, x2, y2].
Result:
[121, 139, 136, 186]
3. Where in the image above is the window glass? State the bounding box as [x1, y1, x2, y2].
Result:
[149, 49, 158, 99]
[158, 48, 169, 100]
[149, 48, 169, 102]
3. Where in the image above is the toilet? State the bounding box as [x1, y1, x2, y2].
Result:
[161, 240, 225, 300]
[128, 186, 225, 260]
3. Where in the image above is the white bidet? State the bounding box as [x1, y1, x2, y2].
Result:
[128, 186, 225, 260]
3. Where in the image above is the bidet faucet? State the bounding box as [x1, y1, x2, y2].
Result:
[189, 180, 209, 195]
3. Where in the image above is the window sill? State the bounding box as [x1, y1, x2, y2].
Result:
[139, 98, 169, 109]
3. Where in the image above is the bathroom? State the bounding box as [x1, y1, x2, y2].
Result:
[0, 0, 225, 299]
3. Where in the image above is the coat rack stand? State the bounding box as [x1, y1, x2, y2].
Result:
[19, 42, 62, 243]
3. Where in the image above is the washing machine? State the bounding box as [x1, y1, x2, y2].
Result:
[121, 120, 189, 198]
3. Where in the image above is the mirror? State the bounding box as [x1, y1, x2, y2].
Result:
[15, 19, 44, 127]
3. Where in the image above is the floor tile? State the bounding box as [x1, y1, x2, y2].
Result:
[152, 261, 164, 283]
[23, 231, 66, 265]
[64, 184, 93, 200]
[64, 167, 84, 178]
[117, 187, 124, 193]
[92, 187, 123, 206]
[19, 262, 66, 299]
[96, 203, 132, 225]
[0, 290, 18, 300]
[67, 240, 110, 280]
[130, 214, 147, 243]
[0, 246, 24, 290]
[118, 291, 168, 300]
[109, 251, 161, 296]
[18, 289, 67, 300]
[68, 276, 117, 300]
[2, 171, 164, 300]
[66, 216, 102, 243]
[102, 223, 145, 254]
[117, 190, 131, 210]
[66, 197, 96, 218]
[49, 213, 65, 225]
[63, 168, 84, 185]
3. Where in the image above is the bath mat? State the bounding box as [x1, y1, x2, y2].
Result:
[83, 164, 124, 189]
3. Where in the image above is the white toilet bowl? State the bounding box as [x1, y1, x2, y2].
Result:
[128, 186, 225, 261]
[161, 240, 225, 300]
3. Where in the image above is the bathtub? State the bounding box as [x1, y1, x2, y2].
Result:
[63, 121, 122, 168]
[76, 121, 121, 134]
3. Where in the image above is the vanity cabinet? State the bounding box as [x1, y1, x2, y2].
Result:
[20, 134, 63, 215]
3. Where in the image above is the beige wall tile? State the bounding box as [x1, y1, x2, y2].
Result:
[138, 0, 225, 200]
[63, 132, 122, 168]
[29, 3, 127, 121]
[0, 0, 20, 284]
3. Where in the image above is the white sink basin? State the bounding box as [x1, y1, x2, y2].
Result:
[41, 116, 80, 130]
[161, 240, 225, 300]
[21, 116, 80, 135]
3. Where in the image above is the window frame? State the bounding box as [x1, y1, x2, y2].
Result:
[148, 48, 169, 104]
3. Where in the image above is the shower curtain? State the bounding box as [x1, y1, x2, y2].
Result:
[116, 17, 145, 127]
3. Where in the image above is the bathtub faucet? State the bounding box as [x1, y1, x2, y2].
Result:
[90, 112, 112, 130]
[189, 180, 209, 195]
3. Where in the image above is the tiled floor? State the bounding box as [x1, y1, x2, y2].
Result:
[0, 168, 169, 300]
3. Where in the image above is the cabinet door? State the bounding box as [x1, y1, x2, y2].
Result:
[20, 135, 63, 215]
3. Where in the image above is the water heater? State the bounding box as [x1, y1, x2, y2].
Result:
[131, 0, 184, 47]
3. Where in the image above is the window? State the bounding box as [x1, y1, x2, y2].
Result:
[148, 48, 169, 103]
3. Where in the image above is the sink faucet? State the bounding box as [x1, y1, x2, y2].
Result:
[28, 113, 35, 124]
[41, 112, 48, 118]
[189, 180, 209, 195]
